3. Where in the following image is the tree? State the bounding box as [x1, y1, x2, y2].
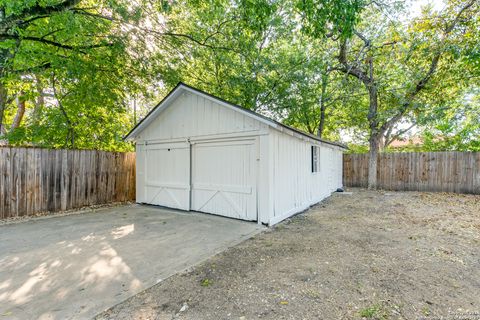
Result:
[0, 0, 157, 150]
[328, 0, 479, 188]
[144, 0, 364, 143]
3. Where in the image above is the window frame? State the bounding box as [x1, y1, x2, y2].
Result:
[311, 145, 320, 173]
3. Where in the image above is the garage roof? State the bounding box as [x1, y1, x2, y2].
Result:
[124, 82, 347, 149]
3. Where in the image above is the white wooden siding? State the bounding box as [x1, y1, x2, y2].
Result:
[136, 143, 146, 203]
[137, 92, 267, 142]
[268, 128, 343, 225]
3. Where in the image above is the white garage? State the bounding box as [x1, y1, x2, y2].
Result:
[125, 83, 346, 225]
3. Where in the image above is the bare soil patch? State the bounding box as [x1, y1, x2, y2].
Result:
[96, 189, 480, 320]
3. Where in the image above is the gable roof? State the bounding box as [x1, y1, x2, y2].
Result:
[124, 82, 347, 149]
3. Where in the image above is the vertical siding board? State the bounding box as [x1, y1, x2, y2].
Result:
[100, 151, 106, 204]
[71, 149, 77, 209]
[19, 148, 27, 216]
[384, 153, 390, 190]
[85, 150, 90, 205]
[34, 149, 41, 213]
[130, 153, 135, 200]
[4, 148, 11, 217]
[90, 151, 97, 205]
[114, 152, 120, 202]
[447, 152, 452, 192]
[103, 151, 108, 203]
[119, 153, 125, 202]
[431, 152, 438, 192]
[463, 152, 471, 193]
[107, 152, 113, 203]
[96, 151, 102, 204]
[11, 148, 19, 217]
[475, 153, 480, 194]
[75, 149, 81, 207]
[445, 152, 452, 192]
[130, 152, 135, 199]
[11, 148, 18, 216]
[466, 152, 474, 193]
[80, 150, 86, 207]
[54, 149, 62, 211]
[67, 149, 74, 210]
[78, 149, 82, 207]
[109, 152, 114, 202]
[0, 148, 4, 218]
[88, 150, 94, 205]
[47, 149, 55, 212]
[83, 150, 89, 205]
[122, 153, 130, 201]
[120, 152, 125, 202]
[124, 153, 129, 201]
[438, 152, 444, 192]
[25, 148, 34, 215]
[60, 149, 68, 211]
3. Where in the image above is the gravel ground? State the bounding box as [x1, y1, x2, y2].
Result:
[0, 201, 132, 226]
[96, 189, 480, 320]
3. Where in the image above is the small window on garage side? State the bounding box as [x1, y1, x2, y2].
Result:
[311, 146, 320, 173]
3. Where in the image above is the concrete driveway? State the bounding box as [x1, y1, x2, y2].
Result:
[0, 205, 263, 320]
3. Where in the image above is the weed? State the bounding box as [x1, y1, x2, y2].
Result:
[200, 278, 212, 287]
[422, 307, 430, 316]
[359, 305, 380, 318]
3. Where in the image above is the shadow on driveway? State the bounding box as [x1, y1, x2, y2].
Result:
[0, 205, 263, 320]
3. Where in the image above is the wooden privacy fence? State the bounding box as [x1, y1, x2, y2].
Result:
[0, 147, 136, 219]
[343, 151, 480, 194]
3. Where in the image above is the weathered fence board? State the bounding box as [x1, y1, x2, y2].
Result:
[0, 147, 136, 219]
[343, 151, 480, 194]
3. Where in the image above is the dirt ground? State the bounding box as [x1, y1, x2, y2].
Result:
[96, 189, 480, 320]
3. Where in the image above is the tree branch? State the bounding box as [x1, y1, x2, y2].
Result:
[445, 0, 476, 33]
[1, 0, 81, 32]
[12, 62, 52, 74]
[384, 123, 416, 148]
[379, 0, 477, 134]
[335, 39, 371, 84]
[10, 0, 80, 22]
[0, 34, 113, 50]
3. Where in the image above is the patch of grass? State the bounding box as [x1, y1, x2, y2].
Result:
[422, 306, 431, 316]
[200, 278, 212, 287]
[359, 305, 381, 318]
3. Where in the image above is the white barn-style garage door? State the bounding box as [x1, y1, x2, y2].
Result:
[143, 138, 258, 221]
[144, 142, 190, 210]
[191, 139, 257, 221]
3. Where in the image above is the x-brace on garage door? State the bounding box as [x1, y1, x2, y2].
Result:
[143, 138, 257, 221]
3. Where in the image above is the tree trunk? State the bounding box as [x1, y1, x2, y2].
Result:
[368, 135, 379, 189]
[0, 82, 6, 137]
[378, 135, 386, 152]
[11, 94, 26, 131]
[317, 71, 328, 138]
[32, 75, 45, 125]
[318, 103, 326, 138]
[366, 80, 379, 190]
